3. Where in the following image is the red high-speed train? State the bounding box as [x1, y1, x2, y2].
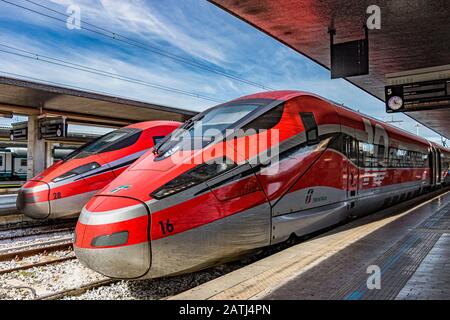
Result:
[17, 121, 180, 219]
[74, 91, 450, 279]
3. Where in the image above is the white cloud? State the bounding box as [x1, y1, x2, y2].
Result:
[46, 0, 228, 64]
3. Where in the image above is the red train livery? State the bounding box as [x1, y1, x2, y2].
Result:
[17, 121, 180, 219]
[73, 91, 450, 279]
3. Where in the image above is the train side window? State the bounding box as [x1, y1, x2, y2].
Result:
[376, 145, 386, 167]
[20, 159, 27, 166]
[328, 133, 344, 154]
[359, 142, 375, 167]
[0, 157, 2, 166]
[300, 113, 319, 145]
[101, 132, 142, 153]
[241, 104, 284, 132]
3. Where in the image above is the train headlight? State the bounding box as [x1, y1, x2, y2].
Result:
[91, 231, 129, 248]
[52, 162, 100, 182]
[151, 158, 236, 199]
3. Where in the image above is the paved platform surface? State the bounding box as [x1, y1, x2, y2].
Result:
[171, 189, 450, 300]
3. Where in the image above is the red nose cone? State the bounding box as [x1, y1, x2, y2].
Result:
[74, 196, 151, 279]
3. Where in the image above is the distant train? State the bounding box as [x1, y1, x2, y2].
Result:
[17, 121, 180, 219]
[0, 147, 75, 180]
[74, 91, 450, 280]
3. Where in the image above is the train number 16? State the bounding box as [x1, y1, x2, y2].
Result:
[158, 219, 174, 235]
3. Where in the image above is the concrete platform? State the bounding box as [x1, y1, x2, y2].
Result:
[0, 193, 18, 216]
[0, 213, 33, 226]
[171, 189, 450, 300]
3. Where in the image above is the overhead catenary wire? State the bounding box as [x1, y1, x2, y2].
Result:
[0, 0, 275, 91]
[0, 43, 225, 103]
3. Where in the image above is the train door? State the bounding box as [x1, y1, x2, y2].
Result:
[1, 152, 12, 179]
[247, 97, 344, 243]
[253, 96, 341, 213]
[429, 148, 435, 187]
[437, 149, 442, 185]
[345, 135, 359, 201]
[14, 157, 27, 180]
[0, 153, 5, 178]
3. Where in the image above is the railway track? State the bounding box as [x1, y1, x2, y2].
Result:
[0, 237, 73, 260]
[0, 218, 77, 233]
[37, 279, 118, 300]
[0, 256, 75, 276]
[0, 219, 76, 243]
[0, 237, 74, 275]
[0, 226, 75, 242]
[33, 239, 301, 300]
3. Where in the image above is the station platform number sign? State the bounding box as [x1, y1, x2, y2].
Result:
[386, 78, 450, 113]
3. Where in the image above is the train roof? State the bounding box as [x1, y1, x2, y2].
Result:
[125, 120, 181, 130]
[3, 147, 27, 156]
[232, 90, 305, 102]
[430, 141, 450, 153]
[234, 90, 445, 149]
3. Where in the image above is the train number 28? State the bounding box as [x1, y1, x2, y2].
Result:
[159, 219, 174, 235]
[53, 192, 62, 200]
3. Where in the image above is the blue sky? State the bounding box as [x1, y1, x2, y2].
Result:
[0, 0, 444, 143]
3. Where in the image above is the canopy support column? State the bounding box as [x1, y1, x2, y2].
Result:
[26, 115, 45, 180]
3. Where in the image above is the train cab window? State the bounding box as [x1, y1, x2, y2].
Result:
[300, 113, 319, 145]
[65, 128, 142, 160]
[153, 136, 165, 145]
[155, 103, 262, 158]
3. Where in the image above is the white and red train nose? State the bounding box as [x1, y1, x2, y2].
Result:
[74, 196, 151, 279]
[17, 180, 51, 219]
[17, 121, 181, 220]
[74, 176, 272, 280]
[17, 178, 99, 219]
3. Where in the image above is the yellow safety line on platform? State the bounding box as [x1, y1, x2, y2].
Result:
[170, 190, 450, 300]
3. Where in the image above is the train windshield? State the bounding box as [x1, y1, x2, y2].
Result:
[64, 128, 142, 160]
[191, 104, 259, 136]
[155, 104, 260, 156]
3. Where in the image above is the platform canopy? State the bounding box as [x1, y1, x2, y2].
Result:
[0, 76, 196, 126]
[210, 0, 450, 139]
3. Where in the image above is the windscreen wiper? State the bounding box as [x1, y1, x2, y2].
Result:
[153, 115, 203, 155]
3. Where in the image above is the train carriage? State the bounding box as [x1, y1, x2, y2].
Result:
[0, 147, 79, 181]
[73, 91, 450, 279]
[17, 121, 180, 219]
[0, 149, 13, 179]
[0, 147, 29, 180]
